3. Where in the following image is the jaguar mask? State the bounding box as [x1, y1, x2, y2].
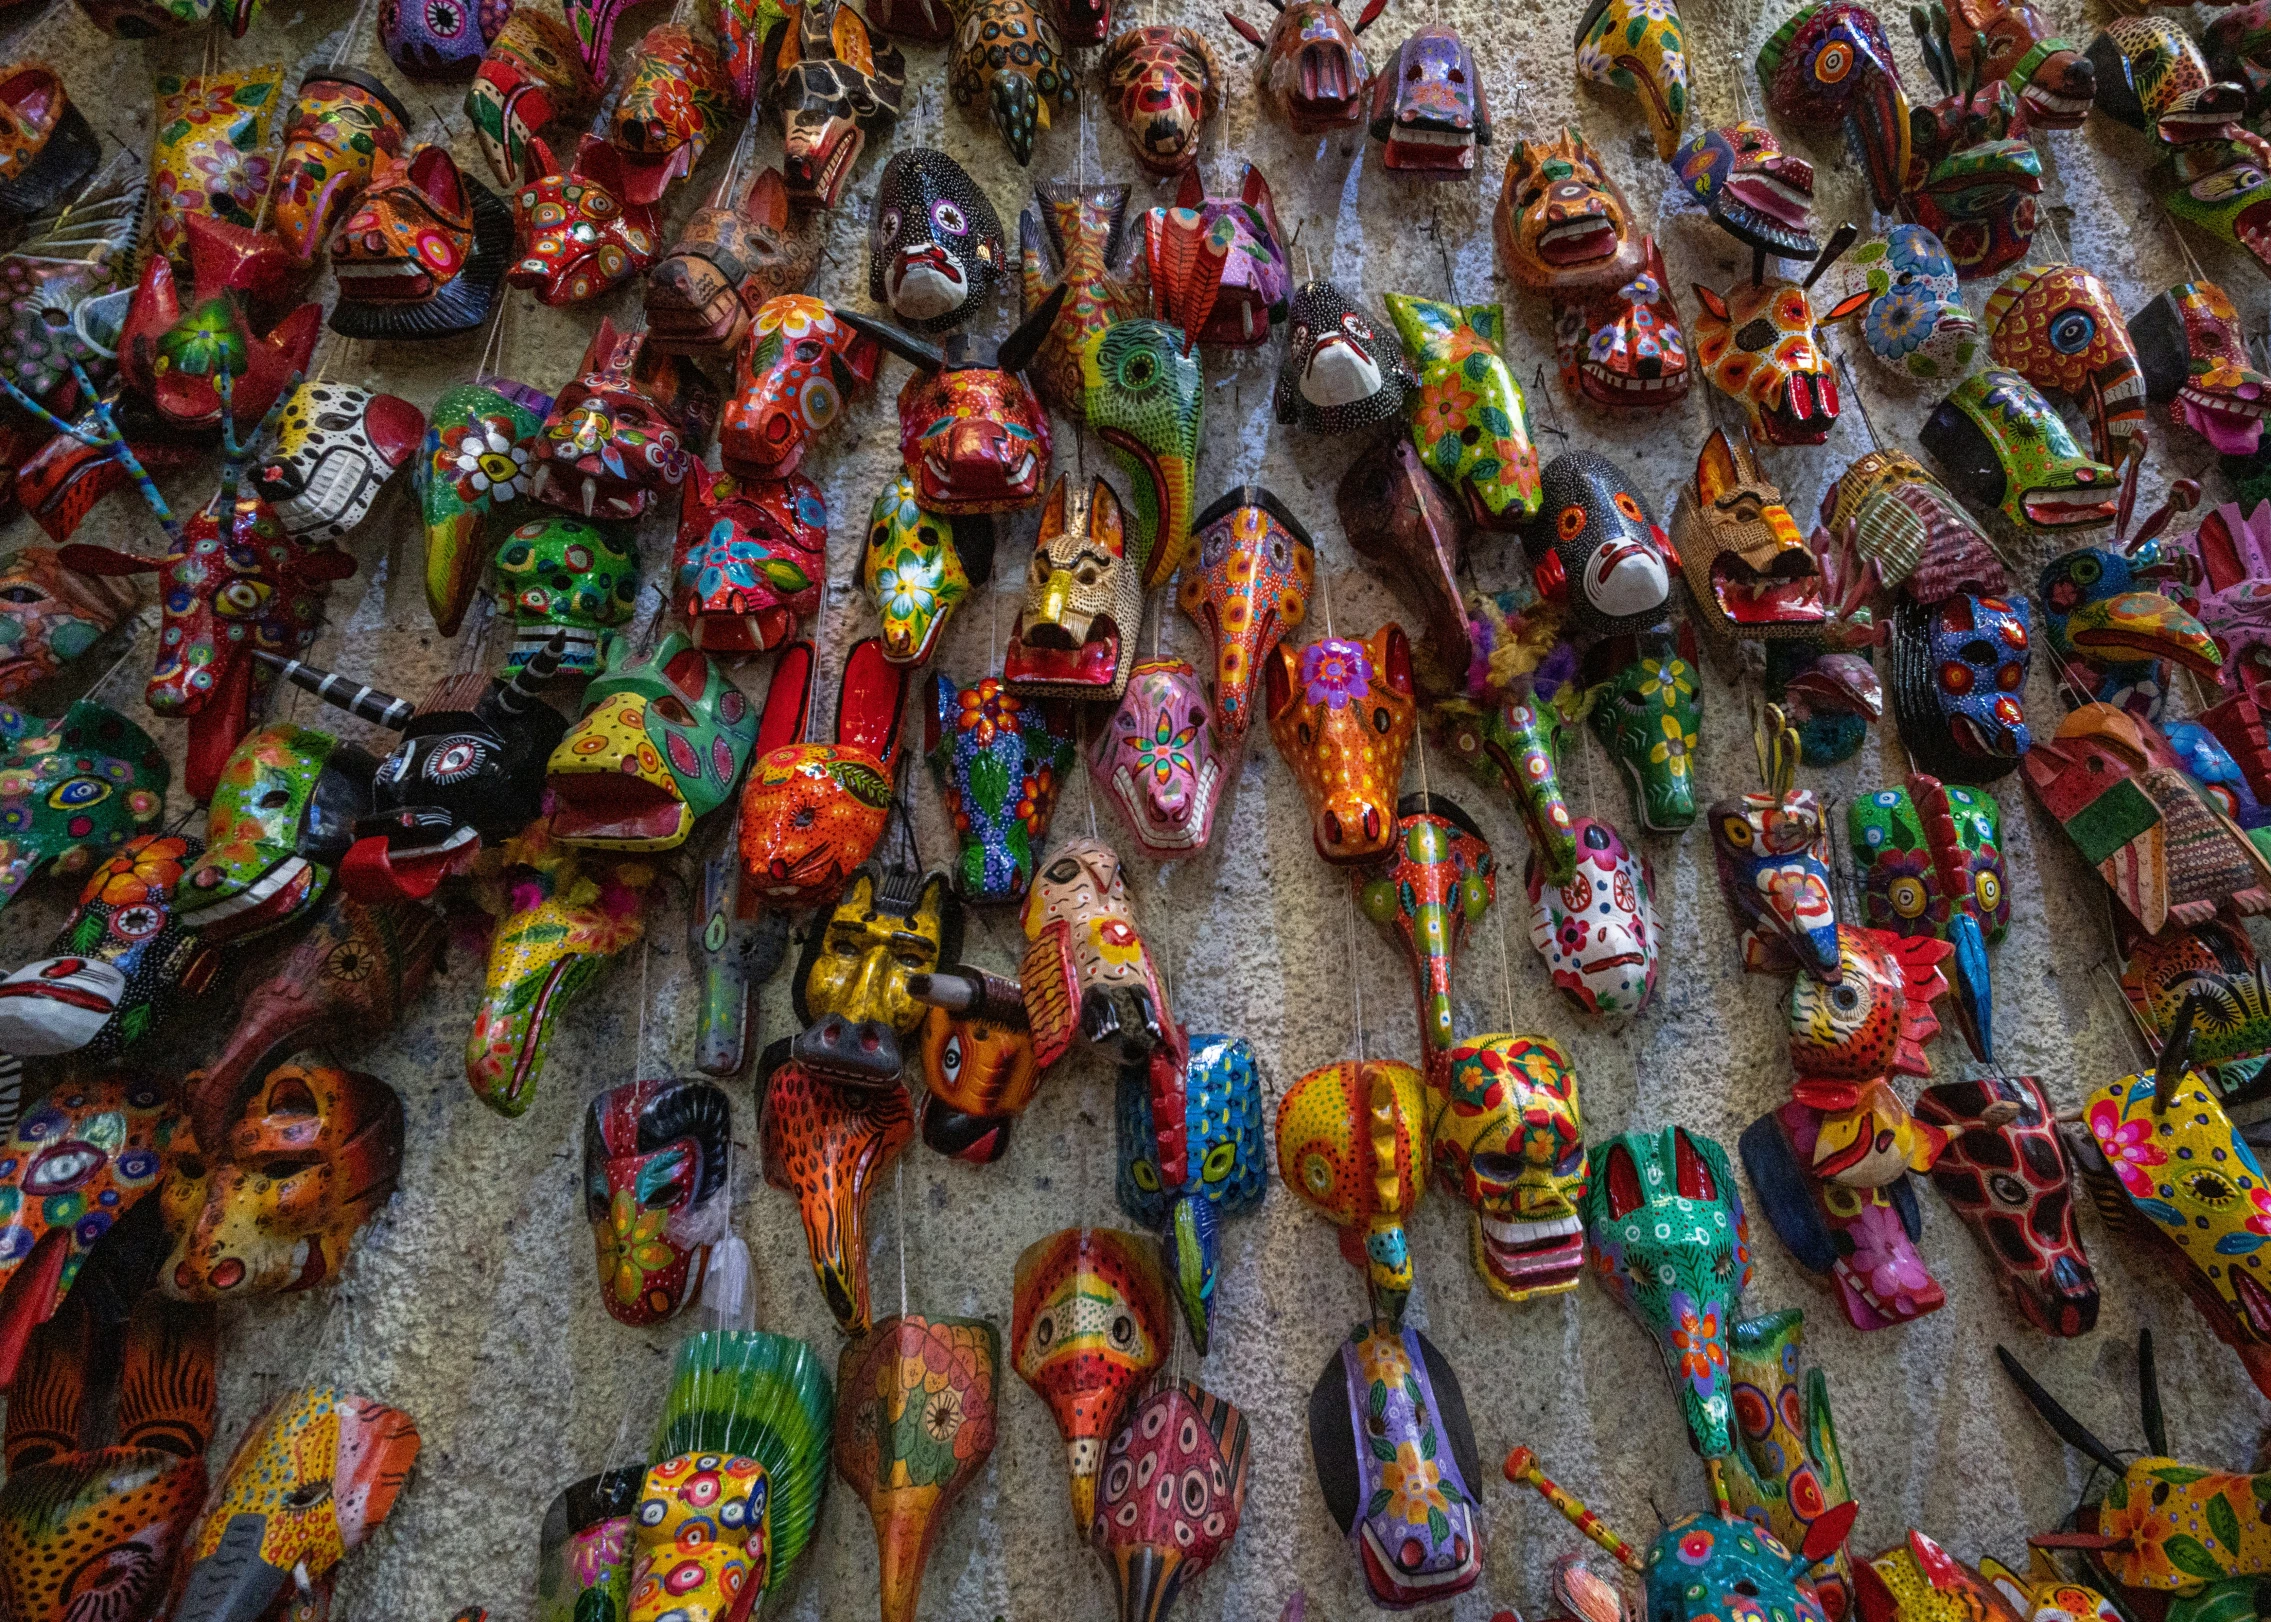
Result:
[1276, 1058, 1431, 1328]
[253, 382, 426, 542]
[673, 465, 828, 655]
[1522, 450, 1674, 643]
[1094, 659, 1220, 861]
[505, 136, 661, 308]
[546, 632, 756, 853]
[866, 147, 1003, 332]
[605, 23, 730, 207]
[1528, 817, 1659, 1022]
[739, 639, 909, 910]
[763, 1052, 914, 1335]
[1006, 475, 1144, 703]
[791, 866, 957, 1084]
[1266, 624, 1417, 864]
[1555, 236, 1690, 411]
[581, 1077, 731, 1327]
[1367, 24, 1490, 174]
[1692, 242, 1870, 448]
[765, 0, 907, 211]
[1709, 788, 1841, 980]
[1672, 429, 1824, 645]
[1433, 1033, 1589, 1302]
[1273, 279, 1416, 436]
[532, 317, 717, 522]
[1177, 486, 1314, 742]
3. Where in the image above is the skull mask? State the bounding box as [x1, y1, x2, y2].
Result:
[493, 514, 641, 677]
[1274, 279, 1416, 435]
[1589, 641, 1701, 833]
[926, 675, 1076, 903]
[791, 866, 958, 1084]
[1523, 450, 1673, 642]
[1527, 817, 1660, 1022]
[1094, 658, 1221, 860]
[1006, 476, 1145, 703]
[1920, 368, 2118, 533]
[1367, 24, 1491, 174]
[545, 632, 757, 852]
[1177, 487, 1315, 742]
[254, 382, 427, 542]
[1265, 624, 1417, 864]
[866, 147, 1004, 332]
[532, 318, 717, 522]
[1887, 593, 2031, 781]
[864, 473, 993, 666]
[1100, 25, 1222, 175]
[1433, 1033, 1589, 1301]
[1673, 121, 1819, 257]
[673, 464, 829, 655]
[1494, 127, 1642, 297]
[581, 1077, 731, 1326]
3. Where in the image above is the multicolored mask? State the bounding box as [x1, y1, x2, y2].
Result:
[2132, 280, 2271, 457]
[1740, 1104, 1945, 1332]
[1984, 264, 2145, 464]
[546, 632, 756, 853]
[1886, 593, 2032, 785]
[1756, 1, 1912, 210]
[0, 64, 98, 229]
[834, 1316, 1000, 1622]
[1006, 475, 1145, 702]
[948, 0, 1074, 167]
[720, 294, 881, 476]
[1356, 794, 1494, 1072]
[607, 23, 729, 207]
[739, 639, 909, 910]
[1275, 279, 1416, 435]
[1384, 295, 1538, 529]
[1100, 25, 1221, 175]
[1905, 83, 2043, 281]
[1672, 430, 1823, 646]
[381, 0, 508, 76]
[1920, 368, 2119, 533]
[1494, 128, 1642, 298]
[1720, 1308, 1857, 1621]
[673, 465, 826, 656]
[2038, 545, 2221, 717]
[1781, 927, 1951, 1114]
[1115, 1034, 1263, 1351]
[1011, 1226, 1168, 1535]
[867, 148, 1003, 332]
[0, 701, 166, 916]
[494, 514, 641, 678]
[1428, 1033, 1588, 1300]
[147, 66, 285, 268]
[1222, 0, 1382, 133]
[505, 136, 660, 308]
[254, 382, 425, 542]
[175, 1386, 419, 1622]
[1589, 642, 1700, 832]
[1709, 789, 1840, 980]
[1275, 1058, 1431, 1326]
[415, 375, 547, 637]
[1432, 696, 1572, 879]
[465, 7, 599, 190]
[116, 213, 323, 436]
[761, 1053, 912, 1334]
[1266, 625, 1417, 864]
[1091, 1381, 1250, 1622]
[2116, 909, 2271, 1078]
[1555, 237, 1690, 411]
[270, 71, 409, 262]
[1581, 1126, 1751, 1457]
[1018, 181, 1147, 415]
[327, 144, 514, 341]
[1528, 817, 1659, 1022]
[1830, 226, 1976, 381]
[789, 865, 957, 1082]
[864, 475, 991, 667]
[2187, 500, 2271, 695]
[1017, 837, 1181, 1088]
[158, 1062, 401, 1302]
[1177, 487, 1314, 741]
[1692, 248, 1870, 448]
[1093, 659, 1220, 861]
[533, 318, 716, 523]
[1521, 450, 1673, 642]
[1141, 165, 1289, 348]
[174, 724, 359, 944]
[1673, 121, 1818, 257]
[1367, 24, 1490, 174]
[772, 1, 910, 207]
[914, 969, 1041, 1162]
[647, 167, 820, 358]
[1573, 0, 1687, 156]
[581, 1078, 730, 1327]
[1937, 0, 2092, 126]
[1080, 319, 1206, 590]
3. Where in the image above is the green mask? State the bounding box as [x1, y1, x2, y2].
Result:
[0, 699, 168, 913]
[180, 724, 358, 943]
[417, 378, 548, 637]
[1589, 648, 1701, 832]
[1383, 295, 1541, 528]
[1078, 319, 1204, 594]
[547, 632, 757, 851]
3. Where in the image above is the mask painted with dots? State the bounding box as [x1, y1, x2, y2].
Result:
[1887, 593, 2031, 783]
[1177, 487, 1315, 744]
[1528, 816, 1660, 1022]
[494, 515, 641, 678]
[545, 633, 756, 854]
[1090, 1381, 1250, 1622]
[1274, 280, 1416, 437]
[867, 148, 1004, 333]
[381, 0, 509, 77]
[1521, 451, 1674, 642]
[1432, 1034, 1590, 1302]
[254, 382, 426, 543]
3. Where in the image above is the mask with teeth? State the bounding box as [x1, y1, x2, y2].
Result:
[1093, 658, 1220, 861]
[768, 0, 908, 209]
[1672, 121, 1818, 257]
[1907, 83, 2043, 281]
[178, 723, 369, 946]
[1366, 24, 1490, 174]
[1739, 1103, 1946, 1332]
[1983, 264, 2143, 464]
[1494, 127, 1641, 298]
[1580, 1126, 1751, 1455]
[1691, 242, 1870, 449]
[1555, 236, 1690, 411]
[1574, 0, 1689, 159]
[1709, 788, 1841, 980]
[493, 515, 640, 678]
[580, 1077, 730, 1327]
[1527, 816, 1659, 1022]
[1936, 0, 2093, 128]
[1590, 642, 1700, 833]
[864, 474, 992, 666]
[505, 136, 661, 307]
[1434, 1034, 1588, 1301]
[1274, 279, 1416, 434]
[1100, 25, 1221, 176]
[1673, 429, 1826, 644]
[1385, 295, 1539, 528]
[722, 294, 883, 477]
[790, 865, 957, 1085]
[927, 674, 1077, 902]
[1007, 476, 1144, 702]
[532, 318, 717, 522]
[545, 632, 757, 853]
[271, 71, 410, 263]
[673, 465, 828, 656]
[1276, 1058, 1431, 1327]
[2117, 908, 2271, 1078]
[1756, 0, 1912, 211]
[327, 144, 515, 341]
[647, 168, 821, 357]
[2133, 280, 2271, 457]
[866, 148, 1003, 333]
[254, 382, 426, 543]
[740, 640, 909, 911]
[1222, 0, 1381, 134]
[1888, 593, 2032, 782]
[1521, 450, 1673, 643]
[1357, 794, 1495, 1076]
[1266, 625, 1417, 864]
[2089, 15, 2236, 146]
[1831, 225, 1977, 382]
[1178, 487, 1315, 742]
[1141, 165, 1289, 348]
[1921, 369, 2119, 534]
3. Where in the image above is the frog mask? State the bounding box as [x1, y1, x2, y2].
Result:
[1177, 486, 1315, 742]
[1589, 641, 1700, 832]
[581, 1077, 731, 1327]
[791, 866, 959, 1085]
[546, 632, 756, 853]
[1527, 816, 1660, 1023]
[927, 675, 1077, 903]
[1094, 658, 1221, 860]
[1432, 1033, 1588, 1302]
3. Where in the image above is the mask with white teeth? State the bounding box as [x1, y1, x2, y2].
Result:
[1526, 816, 1659, 1022]
[494, 514, 641, 678]
[1094, 657, 1222, 861]
[1367, 23, 1490, 174]
[1674, 428, 1829, 645]
[1494, 127, 1642, 298]
[1671, 121, 1819, 258]
[1921, 368, 2119, 535]
[2133, 280, 2271, 457]
[1273, 279, 1415, 435]
[531, 318, 718, 523]
[866, 147, 1004, 333]
[1521, 450, 1673, 642]
[1434, 1034, 1588, 1303]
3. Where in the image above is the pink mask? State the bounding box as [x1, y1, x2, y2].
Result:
[1093, 657, 1223, 860]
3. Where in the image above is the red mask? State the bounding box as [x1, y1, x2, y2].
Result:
[532, 318, 717, 522]
[505, 135, 661, 307]
[720, 294, 881, 476]
[673, 465, 828, 654]
[117, 215, 322, 437]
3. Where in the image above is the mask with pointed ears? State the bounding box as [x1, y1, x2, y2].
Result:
[740, 639, 909, 910]
[648, 167, 821, 358]
[1691, 226, 1870, 448]
[505, 136, 660, 307]
[1367, 24, 1490, 173]
[1006, 475, 1145, 702]
[1708, 788, 1841, 980]
[674, 465, 828, 656]
[769, 0, 907, 209]
[118, 213, 323, 438]
[1266, 624, 1416, 864]
[1673, 429, 1825, 646]
[532, 318, 716, 522]
[326, 144, 515, 342]
[720, 294, 881, 477]
[1276, 1058, 1431, 1327]
[1556, 236, 1690, 411]
[791, 864, 958, 1083]
[1141, 164, 1289, 347]
[1017, 181, 1146, 415]
[1495, 127, 1643, 297]
[1223, 0, 1386, 133]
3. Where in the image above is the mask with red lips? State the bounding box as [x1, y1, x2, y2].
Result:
[1526, 817, 1659, 1022]
[1673, 122, 1819, 258]
[867, 148, 1003, 334]
[1521, 451, 1674, 643]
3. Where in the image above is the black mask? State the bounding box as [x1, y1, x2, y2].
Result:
[1522, 451, 1675, 642]
[867, 148, 1005, 333]
[1274, 279, 1415, 435]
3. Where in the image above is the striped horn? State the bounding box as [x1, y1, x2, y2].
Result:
[485, 633, 568, 719]
[252, 650, 415, 730]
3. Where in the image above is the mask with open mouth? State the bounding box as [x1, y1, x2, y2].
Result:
[546, 632, 755, 853]
[1178, 487, 1314, 741]
[465, 8, 599, 190]
[2132, 280, 2271, 457]
[1829, 225, 1976, 381]
[1495, 127, 1641, 298]
[1433, 1033, 1588, 1300]
[254, 382, 425, 543]
[1740, 1104, 1945, 1332]
[647, 168, 820, 358]
[1101, 24, 1221, 176]
[1574, 0, 1688, 158]
[1756, 0, 1912, 212]
[1266, 624, 1416, 865]
[1141, 164, 1290, 349]
[865, 474, 992, 666]
[581, 1076, 730, 1327]
[115, 213, 323, 438]
[271, 71, 410, 263]
[927, 674, 1076, 901]
[1819, 449, 2010, 602]
[674, 466, 828, 657]
[1555, 236, 1690, 411]
[327, 145, 514, 341]
[1692, 235, 1870, 448]
[505, 136, 660, 307]
[1673, 430, 1824, 645]
[532, 318, 716, 523]
[1114, 1033, 1263, 1351]
[1276, 1057, 1431, 1326]
[1094, 658, 1219, 861]
[1983, 264, 2143, 463]
[1223, 0, 1383, 134]
[1358, 793, 1494, 1075]
[1386, 294, 1539, 528]
[382, 0, 508, 76]
[1888, 593, 2031, 782]
[1310, 1321, 1484, 1607]
[867, 148, 1002, 333]
[607, 23, 729, 207]
[177, 723, 371, 945]
[1367, 24, 1490, 175]
[721, 294, 882, 477]
[2090, 14, 2234, 145]
[1921, 368, 2119, 534]
[1931, 0, 2093, 127]
[740, 640, 909, 911]
[0, 548, 133, 702]
[1527, 817, 1658, 1022]
[1523, 450, 1673, 642]
[772, 0, 906, 208]
[1590, 641, 1700, 832]
[1906, 83, 2042, 283]
[494, 514, 640, 678]
[1274, 279, 1415, 434]
[1006, 475, 1144, 702]
[1673, 122, 1818, 257]
[1710, 788, 1840, 980]
[2037, 544, 2221, 717]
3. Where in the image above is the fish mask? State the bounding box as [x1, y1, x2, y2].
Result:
[326, 143, 514, 341]
[1080, 319, 1206, 589]
[1223, 0, 1381, 132]
[1522, 450, 1673, 642]
[1830, 225, 1977, 382]
[1887, 593, 2032, 783]
[1356, 793, 1495, 1071]
[1274, 278, 1416, 435]
[762, 1052, 913, 1334]
[1367, 24, 1490, 174]
[381, 0, 508, 76]
[1094, 659, 1220, 861]
[1756, 0, 1912, 210]
[176, 724, 366, 944]
[914, 970, 1041, 1162]
[1100, 25, 1221, 175]
[1090, 1381, 1250, 1622]
[1939, 0, 2093, 126]
[1140, 165, 1290, 348]
[415, 375, 548, 637]
[581, 1077, 731, 1327]
[1115, 1034, 1264, 1351]
[1920, 368, 2119, 533]
[1266, 624, 1417, 864]
[494, 514, 641, 678]
[790, 865, 957, 1082]
[532, 317, 716, 522]
[465, 8, 599, 190]
[1527, 816, 1660, 1022]
[505, 136, 661, 308]
[1384, 294, 1539, 529]
[1709, 788, 1841, 980]
[767, 0, 907, 209]
[948, 0, 1075, 166]
[1983, 264, 2145, 464]
[1177, 487, 1314, 742]
[867, 147, 1003, 332]
[1574, 0, 1688, 156]
[270, 70, 409, 262]
[1589, 641, 1700, 832]
[546, 633, 756, 852]
[1494, 127, 1642, 297]
[740, 639, 909, 910]
[674, 464, 828, 655]
[1740, 1105, 1945, 1331]
[1555, 236, 1690, 411]
[1673, 431, 1823, 649]
[606, 23, 730, 207]
[1011, 1226, 1168, 1536]
[864, 474, 993, 666]
[147, 66, 285, 268]
[647, 167, 820, 357]
[1672, 121, 1818, 257]
[1006, 475, 1145, 702]
[720, 294, 881, 476]
[1275, 1058, 1430, 1327]
[1432, 1033, 1589, 1300]
[158, 1061, 401, 1302]
[2132, 280, 2271, 457]
[254, 382, 426, 542]
[1581, 1126, 1752, 1457]
[116, 213, 324, 437]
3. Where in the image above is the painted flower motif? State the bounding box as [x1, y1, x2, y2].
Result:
[1134, 710, 1197, 784]
[2086, 1098, 2168, 1198]
[1380, 1440, 1449, 1525]
[2247, 1184, 2271, 1238]
[1299, 639, 1372, 710]
[448, 418, 533, 504]
[188, 147, 273, 218]
[1676, 1528, 1716, 1565]
[1016, 765, 1055, 832]
[1671, 1297, 1723, 1388]
[957, 681, 1018, 747]
[1649, 711, 1694, 778]
[875, 558, 940, 625]
[95, 838, 188, 906]
[1867, 283, 1932, 358]
[1554, 912, 1590, 955]
[922, 1385, 964, 1441]
[1356, 1332, 1412, 1389]
[1416, 375, 1480, 439]
[604, 1191, 675, 1304]
[2098, 1489, 2178, 1586]
[162, 82, 239, 127]
[754, 296, 827, 341]
[1093, 916, 1143, 970]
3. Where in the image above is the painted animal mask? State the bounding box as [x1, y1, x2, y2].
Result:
[1367, 24, 1490, 174]
[790, 865, 957, 1082]
[767, 0, 906, 210]
[254, 382, 425, 543]
[158, 1062, 401, 1302]
[1781, 927, 1951, 1115]
[416, 375, 548, 638]
[1672, 430, 1822, 646]
[1432, 1033, 1589, 1301]
[147, 66, 285, 268]
[1555, 237, 1690, 411]
[1673, 121, 1818, 257]
[1091, 1381, 1250, 1622]
[1017, 837, 1180, 1080]
[1846, 774, 2009, 1050]
[176, 724, 365, 944]
[505, 136, 661, 308]
[867, 147, 1003, 332]
[1710, 788, 1840, 980]
[1720, 1309, 1857, 1619]
[1832, 226, 1977, 381]
[1740, 1106, 1944, 1331]
[1906, 84, 2043, 282]
[1115, 1034, 1265, 1351]
[1080, 319, 1205, 590]
[673, 465, 828, 656]
[1528, 817, 1659, 1022]
[271, 70, 409, 262]
[1337, 436, 1479, 689]
[116, 213, 324, 437]
[1984, 265, 2145, 464]
[762, 1053, 912, 1334]
[1266, 624, 1417, 865]
[947, 0, 1075, 166]
[864, 474, 993, 666]
[1573, 0, 1687, 157]
[739, 639, 909, 911]
[1101, 25, 1221, 175]
[1178, 486, 1314, 742]
[1581, 1126, 1751, 1457]
[1141, 165, 1289, 348]
[175, 1386, 418, 1622]
[494, 515, 641, 678]
[381, 0, 507, 76]
[1495, 128, 1642, 297]
[533, 318, 716, 522]
[581, 1077, 730, 1327]
[0, 64, 98, 228]
[1522, 450, 1673, 643]
[1590, 643, 1700, 832]
[1094, 659, 1220, 861]
[647, 168, 820, 357]
[327, 144, 514, 341]
[1356, 794, 1495, 1070]
[1017, 181, 1145, 416]
[1011, 1227, 1168, 1536]
[1275, 278, 1416, 435]
[547, 633, 755, 853]
[720, 294, 881, 477]
[2188, 500, 2271, 694]
[465, 8, 599, 191]
[1006, 475, 1144, 702]
[1692, 248, 1869, 448]
[1384, 295, 1539, 528]
[1912, 1074, 2097, 1336]
[1431, 696, 1572, 881]
[1275, 1058, 1431, 1327]
[2038, 545, 2220, 717]
[915, 970, 1041, 1162]
[1756, 0, 1911, 211]
[1887, 593, 2032, 783]
[1223, 0, 1381, 133]
[2132, 280, 2271, 457]
[2117, 910, 2271, 1077]
[607, 24, 730, 206]
[1920, 368, 2119, 533]
[0, 548, 134, 701]
[0, 701, 167, 916]
[1310, 1322, 1482, 1608]
[1938, 0, 2092, 126]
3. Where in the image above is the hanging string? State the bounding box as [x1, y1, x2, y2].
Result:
[1343, 883, 1368, 1060]
[636, 929, 652, 1076]
[2093, 962, 2154, 1068]
[331, 0, 382, 69]
[1493, 875, 1517, 1029]
[1319, 552, 1336, 640]
[895, 1157, 909, 1321]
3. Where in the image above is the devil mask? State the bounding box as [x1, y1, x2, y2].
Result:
[792, 866, 958, 1084]
[766, 0, 907, 210]
[673, 465, 828, 656]
[532, 318, 717, 522]
[1673, 429, 1826, 644]
[582, 1077, 730, 1326]
[867, 147, 1004, 332]
[1888, 593, 2031, 782]
[1522, 451, 1673, 643]
[1007, 476, 1144, 702]
[926, 675, 1076, 903]
[1274, 279, 1416, 436]
[1225, 0, 1380, 132]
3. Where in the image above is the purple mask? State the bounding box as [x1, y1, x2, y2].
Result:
[382, 0, 510, 78]
[1141, 165, 1290, 348]
[1093, 657, 1223, 860]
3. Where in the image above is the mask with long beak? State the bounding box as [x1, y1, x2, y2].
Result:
[1011, 1226, 1168, 1537]
[1358, 794, 1495, 1080]
[1710, 788, 1842, 981]
[1276, 1057, 1430, 1328]
[1846, 774, 2007, 1057]
[1115, 1034, 1264, 1353]
[769, 0, 907, 208]
[545, 632, 756, 853]
[175, 1386, 419, 1622]
[1080, 319, 1206, 588]
[1178, 487, 1314, 742]
[1756, 0, 1911, 211]
[416, 375, 548, 638]
[2038, 544, 2221, 717]
[1090, 1381, 1251, 1622]
[946, 0, 1073, 166]
[762, 1050, 912, 1334]
[791, 865, 958, 1083]
[1574, 0, 1688, 157]
[1275, 279, 1416, 435]
[1433, 1033, 1588, 1301]
[1094, 658, 1220, 860]
[1921, 368, 2119, 534]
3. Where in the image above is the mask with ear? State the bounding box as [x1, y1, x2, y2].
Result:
[673, 466, 828, 656]
[740, 639, 910, 910]
[1690, 226, 1870, 447]
[1266, 624, 1416, 865]
[1223, 0, 1382, 134]
[1141, 164, 1289, 347]
[1007, 475, 1145, 702]
[1673, 429, 1825, 645]
[765, 0, 908, 209]
[647, 167, 821, 358]
[1494, 127, 1642, 297]
[505, 136, 660, 307]
[927, 674, 1076, 902]
[2131, 279, 2271, 457]
[792, 866, 959, 1084]
[1276, 1057, 1431, 1328]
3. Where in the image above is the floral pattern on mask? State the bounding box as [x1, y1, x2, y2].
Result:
[1367, 25, 1489, 173]
[1590, 645, 1700, 832]
[546, 633, 754, 853]
[1094, 658, 1219, 861]
[1385, 295, 1540, 529]
[1831, 226, 1977, 381]
[721, 295, 880, 476]
[581, 1078, 730, 1326]
[1434, 1034, 1588, 1301]
[674, 466, 827, 656]
[148, 66, 282, 267]
[1556, 237, 1690, 411]
[1357, 794, 1494, 1079]
[1528, 817, 1659, 1022]
[1575, 0, 1689, 157]
[1178, 487, 1313, 741]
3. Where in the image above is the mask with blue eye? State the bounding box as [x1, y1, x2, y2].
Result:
[1114, 1033, 1265, 1353]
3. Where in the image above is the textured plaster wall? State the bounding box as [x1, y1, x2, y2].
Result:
[0, 0, 2260, 1614]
